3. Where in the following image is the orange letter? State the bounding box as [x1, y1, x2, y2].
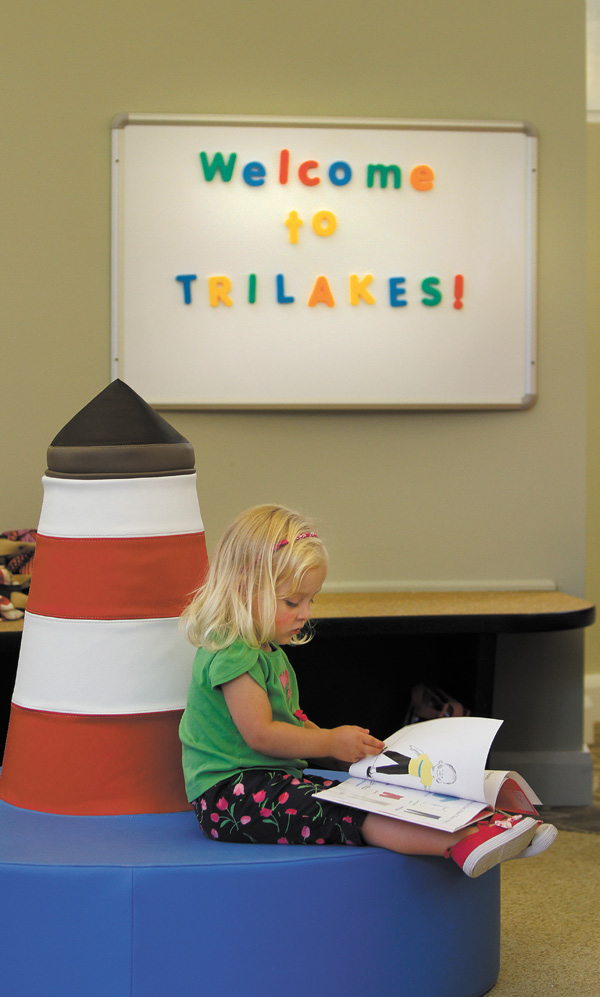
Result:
[350, 274, 375, 305]
[308, 276, 335, 307]
[208, 275, 233, 307]
[298, 160, 320, 186]
[410, 165, 435, 191]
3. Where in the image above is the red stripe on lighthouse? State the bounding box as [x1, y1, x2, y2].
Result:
[0, 704, 189, 814]
[27, 532, 208, 619]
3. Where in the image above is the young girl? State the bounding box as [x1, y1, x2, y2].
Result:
[179, 504, 556, 877]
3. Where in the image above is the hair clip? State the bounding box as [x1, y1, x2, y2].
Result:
[274, 531, 318, 552]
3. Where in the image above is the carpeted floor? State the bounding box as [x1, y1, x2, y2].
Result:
[488, 723, 600, 996]
[491, 830, 600, 995]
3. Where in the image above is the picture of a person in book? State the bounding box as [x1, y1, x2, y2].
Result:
[368, 748, 457, 789]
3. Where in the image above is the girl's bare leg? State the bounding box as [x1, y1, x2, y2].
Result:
[361, 812, 472, 856]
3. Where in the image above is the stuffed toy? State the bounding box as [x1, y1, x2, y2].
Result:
[0, 533, 35, 621]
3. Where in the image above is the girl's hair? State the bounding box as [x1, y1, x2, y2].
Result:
[181, 504, 328, 651]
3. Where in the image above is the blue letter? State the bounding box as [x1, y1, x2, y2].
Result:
[242, 161, 266, 186]
[176, 274, 197, 304]
[329, 161, 352, 186]
[276, 274, 295, 303]
[389, 277, 407, 307]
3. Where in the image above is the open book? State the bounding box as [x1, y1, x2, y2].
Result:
[313, 716, 541, 832]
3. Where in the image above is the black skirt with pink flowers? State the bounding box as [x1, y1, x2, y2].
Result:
[193, 770, 367, 846]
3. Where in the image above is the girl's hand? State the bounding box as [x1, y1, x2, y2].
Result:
[328, 726, 385, 765]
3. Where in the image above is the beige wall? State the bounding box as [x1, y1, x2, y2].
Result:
[587, 122, 600, 676]
[3, 4, 591, 624]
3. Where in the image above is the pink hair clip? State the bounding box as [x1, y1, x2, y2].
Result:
[274, 531, 318, 552]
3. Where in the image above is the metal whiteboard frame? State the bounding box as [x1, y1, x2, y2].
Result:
[111, 114, 537, 410]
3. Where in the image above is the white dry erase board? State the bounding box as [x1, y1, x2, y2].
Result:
[111, 114, 537, 409]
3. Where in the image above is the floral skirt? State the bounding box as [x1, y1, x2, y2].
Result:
[193, 769, 367, 846]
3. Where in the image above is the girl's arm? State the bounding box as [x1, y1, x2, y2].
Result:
[222, 672, 384, 765]
[302, 718, 320, 730]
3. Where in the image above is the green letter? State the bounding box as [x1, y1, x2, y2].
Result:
[367, 164, 401, 189]
[199, 151, 237, 182]
[421, 277, 442, 306]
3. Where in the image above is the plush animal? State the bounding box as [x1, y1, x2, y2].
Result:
[0, 534, 35, 621]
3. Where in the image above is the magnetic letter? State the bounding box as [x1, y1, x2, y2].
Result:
[242, 161, 266, 186]
[199, 152, 237, 182]
[312, 211, 337, 237]
[308, 276, 335, 307]
[421, 276, 442, 306]
[248, 274, 257, 303]
[176, 274, 197, 305]
[410, 165, 435, 191]
[279, 149, 290, 184]
[328, 161, 352, 186]
[350, 274, 375, 305]
[389, 277, 407, 307]
[298, 160, 320, 186]
[367, 164, 401, 189]
[276, 274, 295, 303]
[453, 274, 464, 309]
[285, 210, 304, 244]
[208, 276, 233, 307]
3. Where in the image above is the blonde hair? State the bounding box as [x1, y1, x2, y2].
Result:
[181, 504, 328, 651]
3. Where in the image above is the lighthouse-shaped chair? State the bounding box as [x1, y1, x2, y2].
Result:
[0, 379, 208, 815]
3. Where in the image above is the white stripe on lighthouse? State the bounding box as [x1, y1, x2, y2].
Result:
[38, 473, 204, 537]
[12, 613, 196, 714]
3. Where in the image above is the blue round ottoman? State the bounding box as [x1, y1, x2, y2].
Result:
[0, 787, 500, 997]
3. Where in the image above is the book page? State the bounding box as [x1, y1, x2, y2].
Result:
[314, 777, 493, 832]
[349, 716, 503, 804]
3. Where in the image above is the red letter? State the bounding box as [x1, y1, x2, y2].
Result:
[298, 160, 320, 186]
[279, 149, 290, 184]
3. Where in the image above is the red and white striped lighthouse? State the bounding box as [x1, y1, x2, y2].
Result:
[0, 380, 208, 815]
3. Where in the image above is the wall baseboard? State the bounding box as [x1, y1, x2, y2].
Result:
[323, 579, 558, 594]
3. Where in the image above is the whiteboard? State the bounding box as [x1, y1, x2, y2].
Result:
[111, 114, 537, 409]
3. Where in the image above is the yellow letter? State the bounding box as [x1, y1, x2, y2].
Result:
[285, 210, 304, 244]
[308, 276, 335, 307]
[350, 274, 375, 305]
[208, 276, 233, 307]
[312, 210, 337, 237]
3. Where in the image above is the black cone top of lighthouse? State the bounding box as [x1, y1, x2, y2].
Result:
[46, 378, 195, 478]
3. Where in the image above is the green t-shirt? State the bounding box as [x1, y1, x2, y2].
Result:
[179, 640, 307, 801]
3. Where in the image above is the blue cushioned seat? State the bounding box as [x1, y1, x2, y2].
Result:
[0, 780, 500, 997]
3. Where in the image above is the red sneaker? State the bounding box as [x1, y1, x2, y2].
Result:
[447, 813, 539, 878]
